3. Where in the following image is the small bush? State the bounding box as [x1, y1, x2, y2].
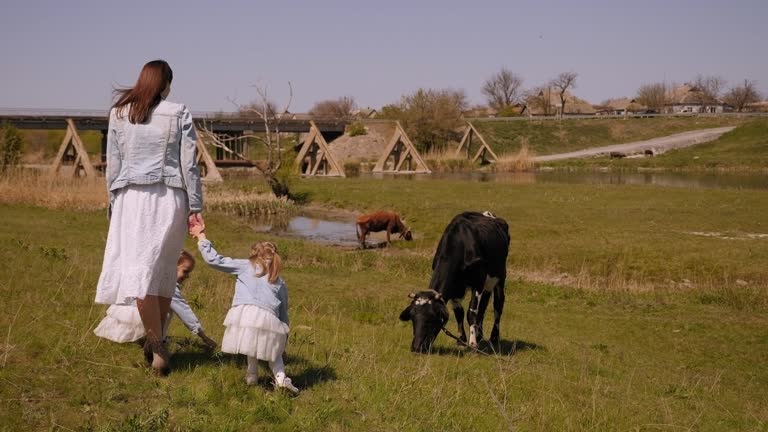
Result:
[1, 123, 24, 173]
[343, 161, 361, 177]
[496, 105, 521, 117]
[346, 121, 367, 137]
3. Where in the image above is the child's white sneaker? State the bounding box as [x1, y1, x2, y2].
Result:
[274, 374, 299, 394]
[245, 373, 258, 386]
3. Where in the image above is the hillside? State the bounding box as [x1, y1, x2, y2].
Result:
[472, 116, 748, 157]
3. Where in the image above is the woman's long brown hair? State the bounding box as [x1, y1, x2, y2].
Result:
[112, 60, 173, 124]
[249, 242, 282, 284]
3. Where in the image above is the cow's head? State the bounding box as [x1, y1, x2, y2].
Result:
[399, 291, 449, 353]
[400, 229, 413, 241]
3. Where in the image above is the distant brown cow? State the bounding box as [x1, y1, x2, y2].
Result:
[356, 211, 413, 247]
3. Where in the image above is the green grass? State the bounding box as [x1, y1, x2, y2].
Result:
[551, 119, 768, 171]
[2, 178, 768, 430]
[473, 116, 747, 157]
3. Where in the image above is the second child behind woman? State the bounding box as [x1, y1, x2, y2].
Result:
[190, 225, 299, 394]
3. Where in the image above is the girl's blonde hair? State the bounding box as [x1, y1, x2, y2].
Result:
[249, 241, 282, 283]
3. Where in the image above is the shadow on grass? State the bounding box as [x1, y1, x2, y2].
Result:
[168, 340, 337, 390]
[284, 353, 338, 389]
[428, 338, 545, 357]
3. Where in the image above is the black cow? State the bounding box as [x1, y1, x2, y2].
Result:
[399, 211, 510, 353]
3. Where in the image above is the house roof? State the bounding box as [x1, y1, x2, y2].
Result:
[524, 88, 596, 115]
[602, 97, 647, 111]
[666, 84, 726, 105]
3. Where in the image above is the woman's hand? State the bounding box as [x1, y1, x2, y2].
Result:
[188, 212, 204, 230]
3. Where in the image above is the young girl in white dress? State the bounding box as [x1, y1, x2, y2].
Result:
[190, 225, 299, 394]
[94, 251, 217, 352]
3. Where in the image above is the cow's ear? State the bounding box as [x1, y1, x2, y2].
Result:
[399, 305, 412, 321]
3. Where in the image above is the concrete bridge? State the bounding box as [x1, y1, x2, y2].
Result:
[0, 109, 347, 171]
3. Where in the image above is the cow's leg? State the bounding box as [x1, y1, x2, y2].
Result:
[476, 276, 499, 344]
[449, 299, 467, 344]
[358, 226, 368, 248]
[476, 291, 492, 343]
[490, 278, 506, 346]
[466, 288, 482, 348]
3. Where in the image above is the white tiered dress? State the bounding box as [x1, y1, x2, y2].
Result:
[221, 304, 289, 362]
[95, 183, 188, 305]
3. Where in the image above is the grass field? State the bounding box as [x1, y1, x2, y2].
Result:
[1, 177, 767, 430]
[546, 119, 768, 171]
[472, 116, 747, 158]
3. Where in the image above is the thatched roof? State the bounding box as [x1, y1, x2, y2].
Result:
[666, 84, 724, 105]
[524, 88, 596, 115]
[601, 97, 647, 112]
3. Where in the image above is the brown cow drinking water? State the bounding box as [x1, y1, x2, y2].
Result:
[356, 211, 413, 248]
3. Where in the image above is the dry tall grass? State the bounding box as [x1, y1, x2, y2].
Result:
[205, 189, 298, 216]
[493, 138, 536, 172]
[0, 169, 107, 211]
[423, 147, 472, 172]
[0, 169, 298, 216]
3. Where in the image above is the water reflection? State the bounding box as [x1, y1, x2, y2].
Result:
[253, 214, 359, 246]
[359, 171, 768, 190]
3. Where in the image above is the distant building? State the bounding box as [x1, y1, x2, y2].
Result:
[522, 88, 596, 116]
[462, 105, 499, 118]
[352, 108, 378, 119]
[595, 98, 648, 116]
[665, 84, 730, 114]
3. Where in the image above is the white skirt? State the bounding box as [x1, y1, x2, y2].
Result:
[95, 183, 188, 305]
[93, 304, 145, 343]
[221, 305, 289, 362]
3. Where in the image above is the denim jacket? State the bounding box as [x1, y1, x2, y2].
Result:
[197, 239, 290, 325]
[163, 284, 204, 336]
[106, 100, 203, 212]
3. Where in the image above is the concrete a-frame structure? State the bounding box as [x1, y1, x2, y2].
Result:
[294, 121, 346, 177]
[455, 122, 498, 164]
[372, 121, 430, 173]
[50, 119, 97, 177]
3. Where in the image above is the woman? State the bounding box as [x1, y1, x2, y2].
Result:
[95, 59, 204, 376]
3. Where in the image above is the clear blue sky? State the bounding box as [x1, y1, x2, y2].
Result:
[1, 0, 766, 112]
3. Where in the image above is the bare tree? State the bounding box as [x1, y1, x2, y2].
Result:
[238, 100, 278, 119]
[550, 72, 578, 118]
[482, 68, 524, 110]
[201, 83, 294, 198]
[635, 82, 668, 112]
[309, 96, 357, 120]
[693, 74, 727, 104]
[722, 79, 762, 112]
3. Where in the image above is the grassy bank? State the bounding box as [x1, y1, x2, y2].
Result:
[544, 119, 768, 171]
[1, 178, 768, 430]
[473, 116, 747, 158]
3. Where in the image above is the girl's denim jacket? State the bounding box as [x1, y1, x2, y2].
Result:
[197, 239, 290, 326]
[106, 100, 203, 213]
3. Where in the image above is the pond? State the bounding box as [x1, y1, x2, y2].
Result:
[252, 211, 361, 247]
